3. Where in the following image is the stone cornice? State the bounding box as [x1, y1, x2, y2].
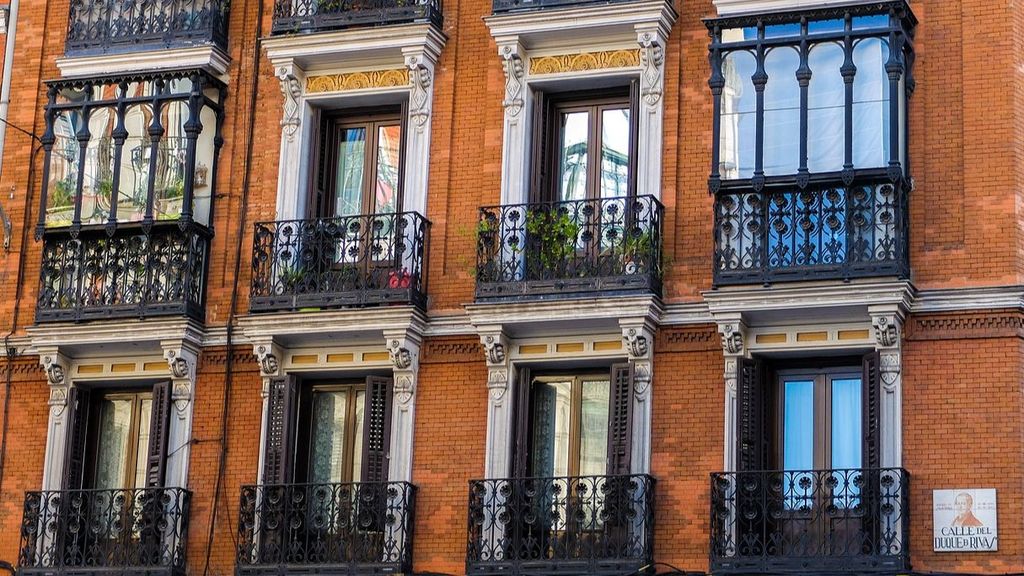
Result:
[263, 22, 446, 73]
[56, 45, 230, 79]
[485, 0, 677, 49]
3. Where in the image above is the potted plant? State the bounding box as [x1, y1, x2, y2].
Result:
[278, 266, 306, 293]
[525, 209, 579, 278]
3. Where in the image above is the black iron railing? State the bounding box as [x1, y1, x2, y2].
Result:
[65, 0, 230, 56]
[271, 0, 443, 35]
[492, 0, 634, 12]
[236, 481, 416, 574]
[709, 468, 909, 574]
[476, 195, 662, 301]
[249, 212, 429, 312]
[466, 474, 655, 576]
[713, 172, 910, 286]
[37, 223, 210, 323]
[19, 487, 191, 576]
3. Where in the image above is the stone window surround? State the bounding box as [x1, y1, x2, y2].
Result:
[263, 24, 446, 222]
[29, 319, 204, 494]
[485, 0, 676, 205]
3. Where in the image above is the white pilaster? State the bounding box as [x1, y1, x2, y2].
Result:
[39, 350, 71, 492]
[497, 42, 529, 205]
[480, 329, 515, 479]
[715, 315, 747, 473]
[384, 328, 423, 484]
[869, 305, 904, 468]
[161, 338, 200, 492]
[635, 25, 667, 200]
[403, 48, 437, 216]
[274, 61, 308, 221]
[253, 340, 283, 485]
[620, 320, 655, 475]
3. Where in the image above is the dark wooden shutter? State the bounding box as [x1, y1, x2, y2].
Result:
[144, 381, 172, 488]
[62, 387, 91, 490]
[862, 352, 881, 469]
[361, 375, 394, 483]
[607, 362, 634, 476]
[308, 109, 328, 219]
[262, 375, 298, 484]
[627, 79, 640, 198]
[511, 368, 532, 478]
[530, 90, 550, 203]
[736, 358, 768, 472]
[397, 99, 408, 213]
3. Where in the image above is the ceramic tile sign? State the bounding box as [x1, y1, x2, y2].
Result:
[933, 489, 998, 552]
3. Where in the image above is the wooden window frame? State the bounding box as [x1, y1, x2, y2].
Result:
[526, 372, 611, 479]
[295, 380, 367, 485]
[772, 365, 862, 472]
[85, 390, 153, 491]
[311, 107, 406, 219]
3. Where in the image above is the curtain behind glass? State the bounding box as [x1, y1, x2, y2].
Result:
[852, 38, 890, 169]
[807, 43, 846, 172]
[309, 390, 350, 484]
[93, 398, 132, 490]
[334, 128, 367, 217]
[530, 381, 571, 478]
[762, 47, 801, 176]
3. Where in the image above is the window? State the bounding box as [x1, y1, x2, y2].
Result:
[527, 375, 610, 478]
[298, 383, 367, 484]
[533, 87, 638, 203]
[89, 391, 154, 491]
[708, 4, 914, 182]
[312, 110, 405, 219]
[40, 71, 224, 231]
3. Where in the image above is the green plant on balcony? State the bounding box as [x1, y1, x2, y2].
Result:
[279, 266, 307, 293]
[525, 209, 579, 276]
[621, 228, 657, 275]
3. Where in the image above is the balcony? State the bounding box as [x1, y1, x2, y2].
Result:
[476, 195, 662, 302]
[466, 474, 655, 576]
[36, 223, 210, 323]
[249, 212, 429, 313]
[19, 487, 191, 576]
[65, 0, 229, 57]
[271, 0, 443, 35]
[492, 0, 636, 12]
[713, 172, 909, 287]
[236, 481, 416, 575]
[709, 468, 909, 575]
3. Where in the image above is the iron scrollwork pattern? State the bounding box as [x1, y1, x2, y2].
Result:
[236, 481, 416, 574]
[19, 487, 191, 575]
[476, 195, 663, 301]
[37, 223, 210, 322]
[271, 0, 443, 35]
[249, 211, 430, 312]
[714, 175, 909, 284]
[466, 474, 655, 576]
[709, 468, 909, 574]
[65, 0, 230, 56]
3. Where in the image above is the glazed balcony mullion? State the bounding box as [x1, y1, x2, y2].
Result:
[18, 487, 191, 576]
[709, 467, 910, 574]
[270, 0, 443, 35]
[65, 0, 230, 56]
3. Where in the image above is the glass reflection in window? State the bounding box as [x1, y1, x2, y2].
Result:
[119, 104, 154, 223]
[559, 112, 589, 202]
[720, 51, 757, 179]
[46, 111, 81, 227]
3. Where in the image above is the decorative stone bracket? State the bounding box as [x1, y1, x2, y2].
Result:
[162, 339, 200, 417]
[385, 329, 422, 409]
[39, 350, 70, 417]
[276, 64, 304, 143]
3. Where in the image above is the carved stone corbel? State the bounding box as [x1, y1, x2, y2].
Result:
[481, 332, 511, 401]
[498, 43, 525, 118]
[276, 65, 303, 143]
[621, 325, 654, 399]
[637, 30, 665, 107]
[40, 351, 70, 416]
[405, 53, 435, 130]
[717, 322, 746, 355]
[162, 341, 199, 416]
[253, 341, 283, 398]
[385, 331, 422, 408]
[872, 315, 901, 349]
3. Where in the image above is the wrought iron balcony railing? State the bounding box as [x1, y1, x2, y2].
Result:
[466, 474, 655, 576]
[37, 223, 210, 323]
[271, 0, 443, 35]
[492, 0, 636, 12]
[236, 481, 416, 574]
[249, 212, 429, 313]
[713, 172, 910, 286]
[710, 468, 909, 575]
[476, 195, 662, 301]
[65, 0, 230, 56]
[19, 487, 191, 576]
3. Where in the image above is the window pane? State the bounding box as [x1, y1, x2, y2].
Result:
[559, 111, 589, 202]
[133, 398, 153, 490]
[119, 104, 153, 223]
[375, 124, 401, 214]
[831, 378, 862, 469]
[46, 111, 81, 227]
[852, 38, 890, 169]
[309, 390, 350, 484]
[81, 107, 115, 225]
[579, 379, 610, 477]
[154, 101, 189, 221]
[808, 18, 844, 34]
[192, 105, 217, 226]
[763, 47, 801, 176]
[600, 108, 630, 198]
[720, 50, 757, 179]
[335, 127, 367, 217]
[530, 380, 572, 477]
[352, 390, 365, 482]
[94, 398, 133, 490]
[807, 42, 846, 173]
[782, 380, 814, 471]
[764, 23, 800, 39]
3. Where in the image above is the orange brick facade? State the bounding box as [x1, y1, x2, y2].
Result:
[0, 0, 1019, 575]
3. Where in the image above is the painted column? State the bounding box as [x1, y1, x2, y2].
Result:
[635, 24, 667, 200]
[274, 60, 307, 221]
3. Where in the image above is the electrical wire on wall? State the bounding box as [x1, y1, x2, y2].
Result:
[200, 0, 264, 571]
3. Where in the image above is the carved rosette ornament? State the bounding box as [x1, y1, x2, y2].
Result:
[277, 67, 302, 142]
[637, 31, 665, 107]
[499, 45, 525, 118]
[406, 54, 434, 130]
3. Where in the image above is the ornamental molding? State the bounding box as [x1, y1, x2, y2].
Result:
[529, 49, 640, 75]
[277, 66, 304, 142]
[405, 53, 434, 129]
[637, 31, 665, 106]
[306, 68, 409, 94]
[162, 339, 200, 416]
[39, 350, 70, 416]
[384, 329, 422, 408]
[499, 44, 525, 117]
[872, 315, 900, 348]
[479, 331, 511, 401]
[717, 322, 746, 355]
[56, 45, 231, 79]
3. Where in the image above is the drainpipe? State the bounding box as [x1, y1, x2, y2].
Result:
[0, 0, 19, 185]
